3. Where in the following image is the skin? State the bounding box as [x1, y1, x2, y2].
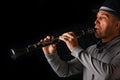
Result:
[94, 10, 120, 43]
[41, 10, 120, 55]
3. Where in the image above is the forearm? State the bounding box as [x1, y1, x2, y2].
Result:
[45, 52, 83, 77]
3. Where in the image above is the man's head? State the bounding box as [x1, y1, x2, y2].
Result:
[94, 0, 120, 42]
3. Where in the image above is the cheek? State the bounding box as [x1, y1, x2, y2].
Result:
[104, 25, 115, 35]
[100, 22, 107, 31]
[100, 24, 110, 35]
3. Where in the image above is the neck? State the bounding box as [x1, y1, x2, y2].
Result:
[102, 35, 120, 43]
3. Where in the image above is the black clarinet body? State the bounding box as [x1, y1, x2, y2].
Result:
[10, 28, 95, 59]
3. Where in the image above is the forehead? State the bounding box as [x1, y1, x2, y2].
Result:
[97, 10, 111, 16]
[97, 10, 118, 20]
[97, 10, 120, 20]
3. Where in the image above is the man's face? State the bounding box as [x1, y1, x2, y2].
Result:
[94, 10, 118, 40]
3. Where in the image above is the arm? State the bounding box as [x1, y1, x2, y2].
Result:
[41, 35, 83, 77]
[59, 31, 120, 78]
[45, 52, 83, 77]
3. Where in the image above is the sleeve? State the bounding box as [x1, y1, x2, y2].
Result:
[45, 52, 83, 77]
[108, 52, 120, 80]
[71, 46, 120, 78]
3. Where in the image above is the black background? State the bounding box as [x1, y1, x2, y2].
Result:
[1, 0, 104, 79]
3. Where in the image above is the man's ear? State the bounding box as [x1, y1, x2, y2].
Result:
[115, 21, 120, 29]
[114, 21, 120, 34]
[117, 21, 120, 33]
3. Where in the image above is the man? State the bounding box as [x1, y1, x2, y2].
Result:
[41, 0, 120, 80]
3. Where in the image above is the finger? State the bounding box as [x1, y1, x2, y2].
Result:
[51, 44, 56, 48]
[62, 32, 75, 39]
[43, 36, 51, 41]
[68, 32, 76, 36]
[59, 35, 69, 42]
[46, 36, 51, 39]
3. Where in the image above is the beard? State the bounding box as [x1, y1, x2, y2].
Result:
[94, 29, 102, 39]
[94, 28, 114, 41]
[94, 29, 107, 39]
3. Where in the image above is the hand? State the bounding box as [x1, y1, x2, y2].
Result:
[41, 36, 57, 55]
[59, 32, 79, 52]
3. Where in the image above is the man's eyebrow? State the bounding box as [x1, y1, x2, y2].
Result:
[98, 12, 110, 19]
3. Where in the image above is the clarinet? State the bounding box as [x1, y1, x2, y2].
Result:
[10, 28, 95, 59]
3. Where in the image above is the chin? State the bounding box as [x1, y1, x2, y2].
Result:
[95, 33, 101, 39]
